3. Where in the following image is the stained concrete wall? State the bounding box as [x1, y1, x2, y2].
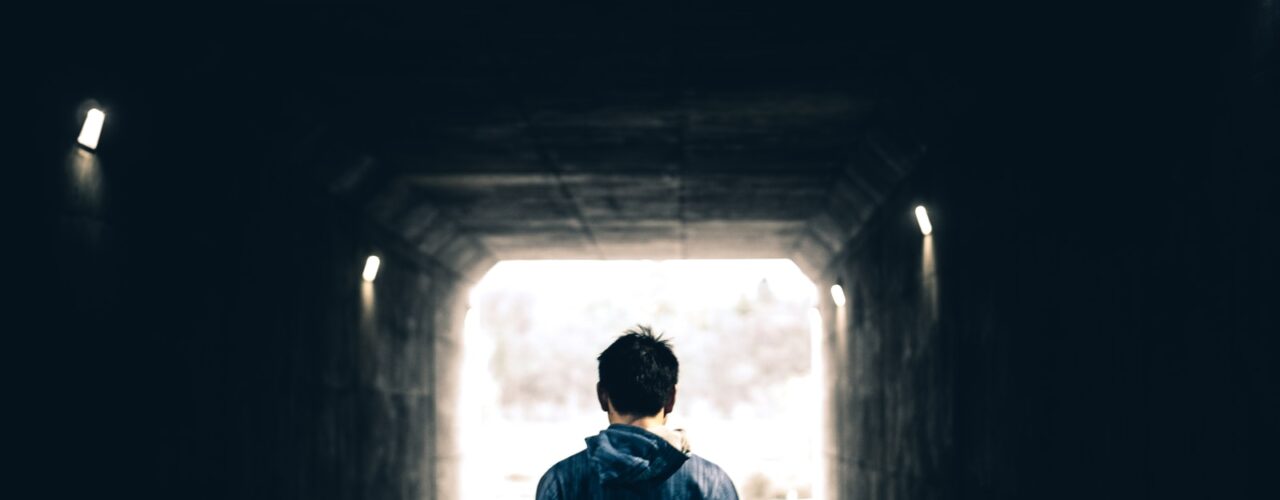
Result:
[18, 81, 469, 500]
[818, 2, 1279, 499]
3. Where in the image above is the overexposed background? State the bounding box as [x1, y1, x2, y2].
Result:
[458, 260, 823, 500]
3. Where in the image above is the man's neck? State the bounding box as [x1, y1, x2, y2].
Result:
[608, 411, 666, 430]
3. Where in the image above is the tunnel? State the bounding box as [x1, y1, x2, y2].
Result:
[17, 3, 1279, 500]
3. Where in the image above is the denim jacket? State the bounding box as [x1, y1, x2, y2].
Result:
[536, 424, 739, 499]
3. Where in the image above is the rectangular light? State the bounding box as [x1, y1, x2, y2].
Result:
[914, 205, 933, 235]
[77, 108, 105, 150]
[362, 255, 381, 282]
[829, 284, 846, 307]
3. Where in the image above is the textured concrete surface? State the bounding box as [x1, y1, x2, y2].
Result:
[814, 2, 1280, 499]
[319, 90, 919, 274]
[22, 86, 469, 500]
[168, 6, 937, 277]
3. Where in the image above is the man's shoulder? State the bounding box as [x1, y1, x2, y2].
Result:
[545, 449, 590, 475]
[684, 454, 731, 477]
[536, 449, 591, 496]
[680, 454, 738, 497]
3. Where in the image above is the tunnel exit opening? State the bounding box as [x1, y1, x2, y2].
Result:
[455, 259, 825, 500]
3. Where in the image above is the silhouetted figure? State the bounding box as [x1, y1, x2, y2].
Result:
[536, 326, 739, 499]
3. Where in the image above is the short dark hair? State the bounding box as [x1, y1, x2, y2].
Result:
[597, 325, 679, 416]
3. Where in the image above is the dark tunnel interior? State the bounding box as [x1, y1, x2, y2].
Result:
[14, 3, 1280, 499]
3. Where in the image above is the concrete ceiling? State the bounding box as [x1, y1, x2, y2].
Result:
[225, 5, 943, 278]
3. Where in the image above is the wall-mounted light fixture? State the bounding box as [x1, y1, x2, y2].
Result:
[77, 108, 105, 150]
[830, 284, 846, 307]
[914, 205, 933, 235]
[362, 255, 381, 282]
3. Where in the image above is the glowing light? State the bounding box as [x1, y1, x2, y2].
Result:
[461, 259, 820, 498]
[914, 205, 933, 235]
[829, 284, 846, 307]
[77, 108, 105, 150]
[808, 307, 823, 337]
[807, 306, 827, 500]
[362, 255, 381, 282]
[470, 259, 816, 309]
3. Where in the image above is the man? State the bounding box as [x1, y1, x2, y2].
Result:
[536, 326, 739, 499]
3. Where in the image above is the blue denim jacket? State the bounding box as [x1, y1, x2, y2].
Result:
[536, 424, 739, 499]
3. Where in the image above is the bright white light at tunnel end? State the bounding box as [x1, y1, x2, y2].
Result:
[362, 255, 381, 282]
[77, 108, 105, 150]
[914, 205, 933, 236]
[461, 259, 823, 499]
[829, 284, 846, 307]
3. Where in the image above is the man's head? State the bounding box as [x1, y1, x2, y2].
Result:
[597, 325, 679, 419]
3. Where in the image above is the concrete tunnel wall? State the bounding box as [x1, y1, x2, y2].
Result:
[21, 84, 481, 499]
[811, 2, 1280, 498]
